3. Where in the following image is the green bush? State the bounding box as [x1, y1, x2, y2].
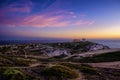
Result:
[3, 68, 27, 80]
[41, 65, 79, 80]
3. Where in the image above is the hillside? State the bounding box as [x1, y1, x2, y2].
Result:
[0, 42, 120, 80]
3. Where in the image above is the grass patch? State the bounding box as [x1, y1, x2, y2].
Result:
[59, 63, 97, 75]
[0, 54, 29, 67]
[0, 68, 32, 80]
[41, 65, 79, 80]
[79, 64, 97, 74]
[0, 68, 34, 80]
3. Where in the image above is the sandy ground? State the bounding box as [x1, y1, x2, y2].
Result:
[88, 61, 120, 69]
[65, 48, 120, 59]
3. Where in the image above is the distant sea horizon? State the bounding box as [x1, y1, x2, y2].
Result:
[0, 39, 120, 48]
[90, 39, 120, 48]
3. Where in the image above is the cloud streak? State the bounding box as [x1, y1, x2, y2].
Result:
[22, 14, 71, 27]
[0, 0, 94, 28]
[0, 12, 94, 28]
[73, 20, 95, 26]
[0, 0, 32, 14]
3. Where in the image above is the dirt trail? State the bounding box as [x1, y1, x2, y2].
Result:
[88, 61, 120, 69]
[64, 48, 120, 59]
[29, 63, 41, 67]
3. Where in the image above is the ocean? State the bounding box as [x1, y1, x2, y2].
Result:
[0, 39, 120, 48]
[90, 39, 120, 48]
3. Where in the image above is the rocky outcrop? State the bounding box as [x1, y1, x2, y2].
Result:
[46, 49, 68, 57]
[41, 41, 109, 57]
[86, 44, 109, 51]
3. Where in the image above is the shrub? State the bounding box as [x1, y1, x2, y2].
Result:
[3, 68, 27, 80]
[41, 65, 79, 80]
[80, 64, 97, 74]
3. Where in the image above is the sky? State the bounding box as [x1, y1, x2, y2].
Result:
[0, 0, 120, 40]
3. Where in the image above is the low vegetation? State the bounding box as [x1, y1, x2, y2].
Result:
[79, 64, 97, 74]
[41, 65, 79, 80]
[0, 54, 29, 67]
[0, 68, 32, 80]
[59, 63, 97, 75]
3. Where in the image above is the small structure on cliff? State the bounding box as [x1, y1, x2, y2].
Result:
[73, 39, 80, 43]
[73, 38, 86, 42]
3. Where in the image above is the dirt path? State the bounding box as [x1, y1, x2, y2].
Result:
[29, 63, 41, 67]
[64, 48, 120, 59]
[88, 61, 120, 69]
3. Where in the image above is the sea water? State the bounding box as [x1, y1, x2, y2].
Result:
[90, 39, 120, 48]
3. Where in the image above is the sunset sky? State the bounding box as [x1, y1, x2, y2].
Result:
[0, 0, 120, 40]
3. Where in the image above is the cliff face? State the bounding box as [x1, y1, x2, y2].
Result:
[86, 44, 109, 51]
[44, 48, 68, 57]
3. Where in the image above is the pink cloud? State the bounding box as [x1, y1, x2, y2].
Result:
[21, 14, 70, 27]
[0, 7, 31, 15]
[0, 15, 25, 27]
[0, 1, 32, 26]
[73, 20, 95, 26]
[0, 1, 32, 14]
[7, 7, 31, 13]
[69, 12, 74, 15]
[87, 21, 95, 25]
[21, 14, 94, 27]
[72, 15, 77, 18]
[0, 30, 4, 33]
[0, 9, 94, 28]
